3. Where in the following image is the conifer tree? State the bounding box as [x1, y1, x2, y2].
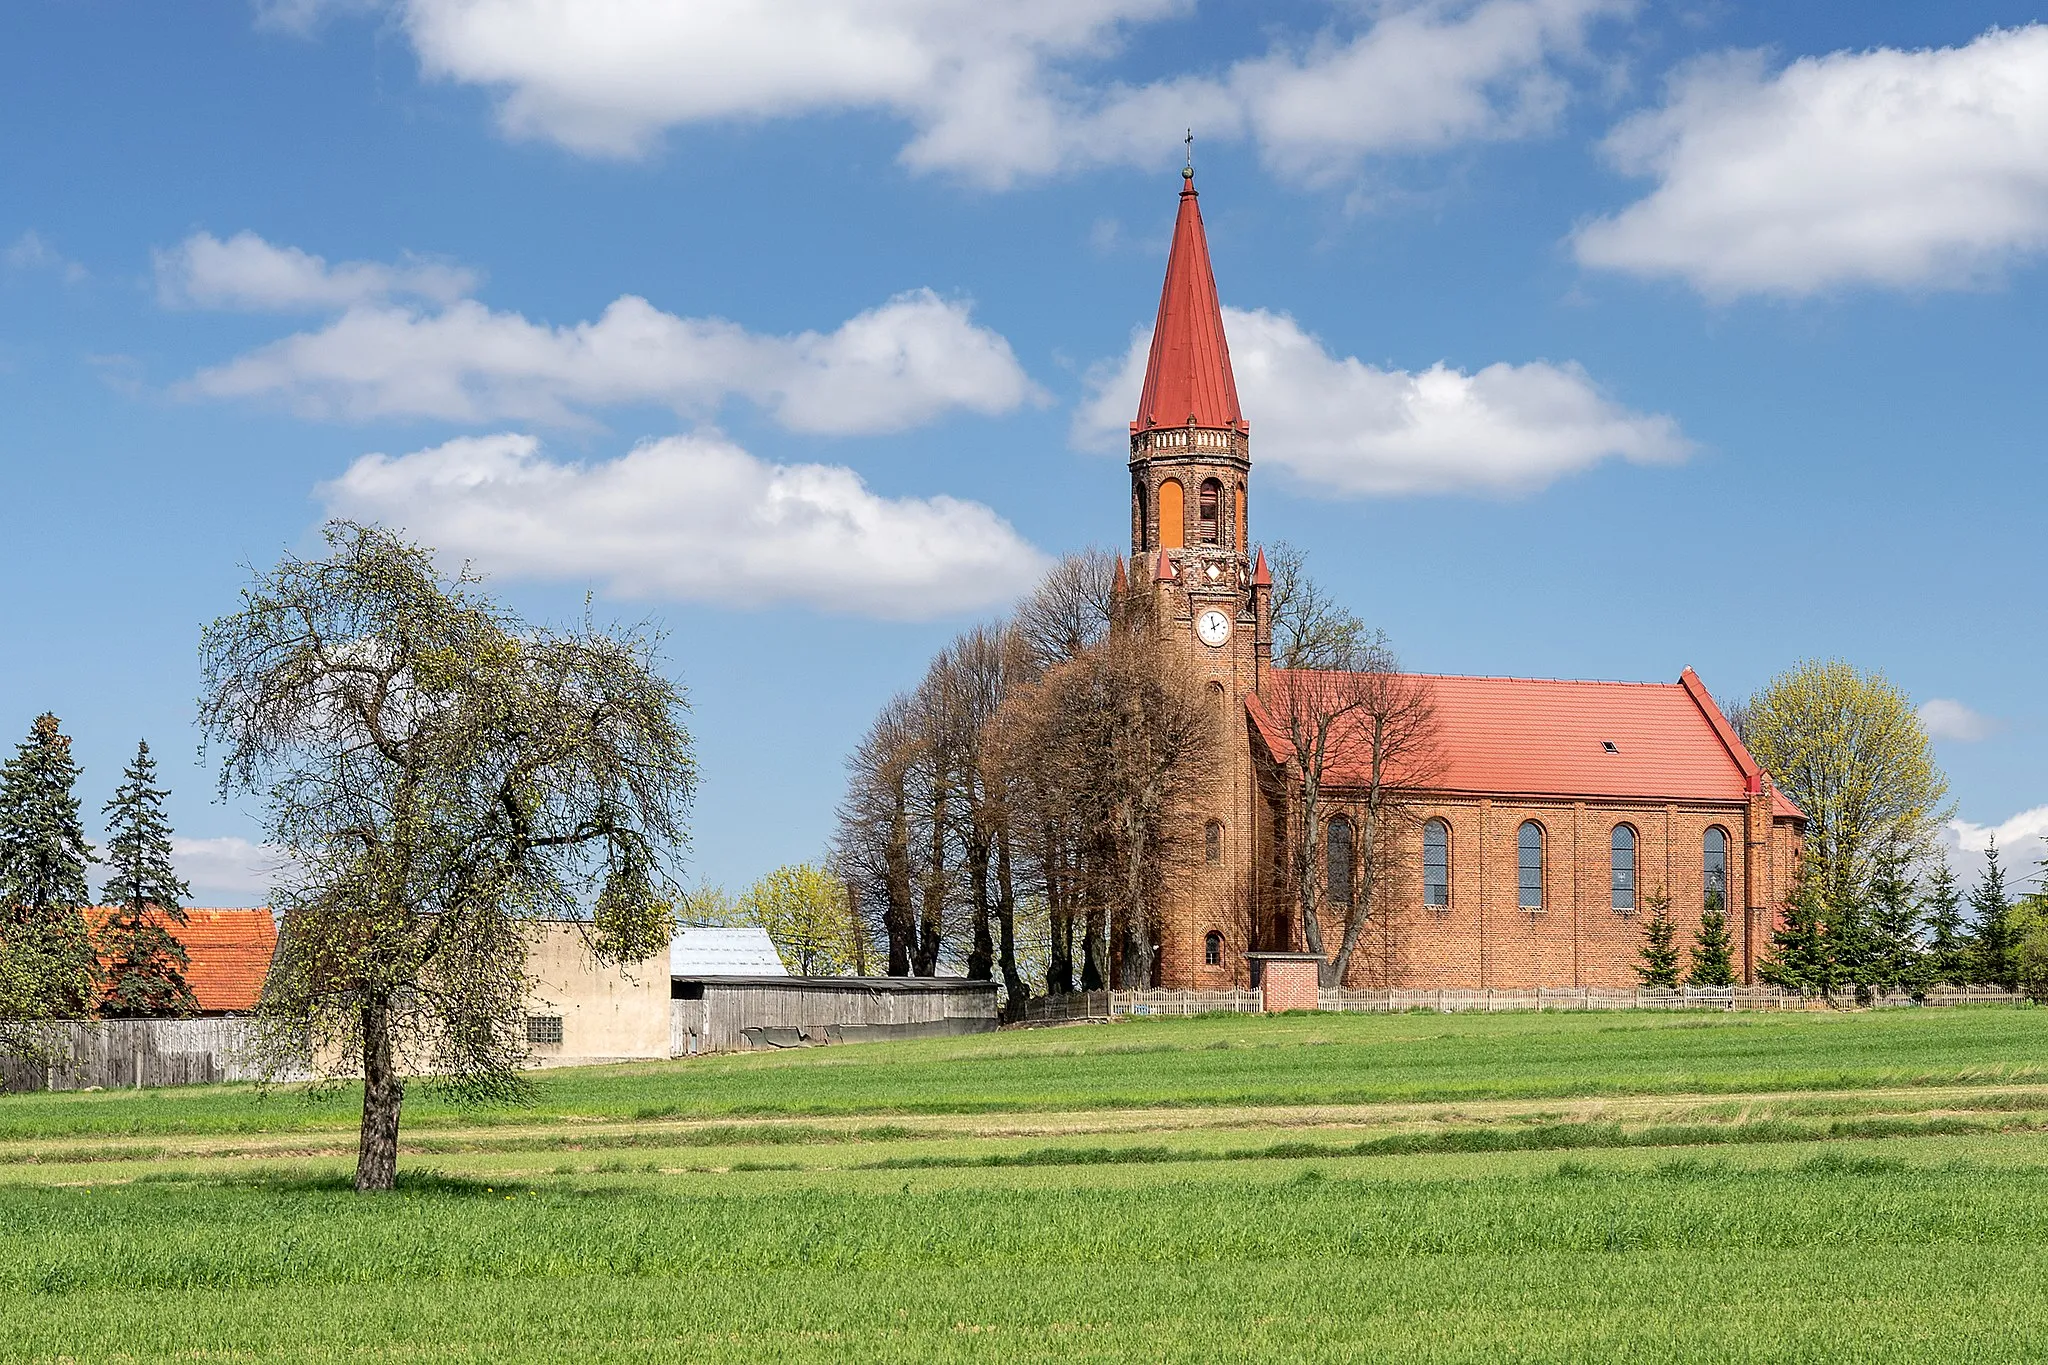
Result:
[1968, 839, 2014, 989]
[1686, 905, 1736, 987]
[1759, 861, 1834, 995]
[1636, 889, 1681, 989]
[98, 740, 197, 1018]
[1921, 856, 1971, 985]
[0, 714, 99, 1018]
[1862, 842, 1926, 997]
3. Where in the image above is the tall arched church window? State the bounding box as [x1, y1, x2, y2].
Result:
[1518, 821, 1545, 910]
[1198, 478, 1221, 543]
[1235, 482, 1247, 553]
[1134, 481, 1147, 550]
[1422, 819, 1450, 908]
[1157, 479, 1184, 550]
[1610, 825, 1637, 913]
[1704, 827, 1729, 914]
[1327, 816, 1355, 907]
[1204, 930, 1223, 967]
[1204, 820, 1223, 866]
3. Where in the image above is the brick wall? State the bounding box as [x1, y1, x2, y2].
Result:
[1259, 959, 1319, 1011]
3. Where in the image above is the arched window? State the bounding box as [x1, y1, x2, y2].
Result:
[1517, 821, 1544, 910]
[1157, 479, 1184, 550]
[1422, 819, 1450, 908]
[1327, 816, 1355, 906]
[1236, 483, 1248, 553]
[1610, 825, 1637, 913]
[1133, 481, 1147, 549]
[1204, 820, 1223, 866]
[1204, 930, 1223, 966]
[1704, 827, 1729, 914]
[1198, 478, 1221, 543]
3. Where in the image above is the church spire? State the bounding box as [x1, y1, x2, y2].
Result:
[1132, 166, 1246, 434]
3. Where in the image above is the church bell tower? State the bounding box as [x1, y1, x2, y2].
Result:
[1129, 163, 1269, 988]
[1130, 164, 1270, 691]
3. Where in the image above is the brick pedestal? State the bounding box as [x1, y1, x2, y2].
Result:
[1247, 953, 1323, 1012]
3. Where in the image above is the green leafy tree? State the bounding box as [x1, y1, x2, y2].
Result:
[1759, 862, 1835, 995]
[1921, 856, 1971, 985]
[1686, 905, 1737, 987]
[0, 713, 100, 1022]
[199, 522, 696, 1192]
[1635, 889, 1681, 989]
[97, 740, 198, 1018]
[1740, 661, 1949, 909]
[1860, 842, 1926, 997]
[742, 863, 863, 976]
[1968, 839, 2014, 989]
[2010, 890, 2048, 1002]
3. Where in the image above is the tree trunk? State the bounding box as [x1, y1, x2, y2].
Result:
[994, 827, 1027, 1018]
[1044, 827, 1074, 995]
[915, 764, 948, 976]
[885, 799, 913, 976]
[1080, 904, 1106, 990]
[355, 992, 403, 1193]
[967, 834, 994, 982]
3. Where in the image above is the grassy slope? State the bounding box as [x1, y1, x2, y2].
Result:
[3, 1009, 2046, 1363]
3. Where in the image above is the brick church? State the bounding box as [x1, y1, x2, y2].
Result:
[1127, 167, 1806, 991]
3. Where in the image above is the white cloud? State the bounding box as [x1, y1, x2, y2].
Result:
[155, 231, 478, 311]
[1946, 807, 2048, 891]
[294, 0, 1625, 186]
[1575, 26, 2048, 297]
[252, 0, 378, 35]
[1074, 306, 1689, 495]
[1919, 698, 1999, 743]
[319, 431, 1050, 618]
[171, 836, 281, 905]
[5, 230, 87, 283]
[186, 286, 1040, 432]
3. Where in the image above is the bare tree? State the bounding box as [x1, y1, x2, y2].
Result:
[834, 697, 920, 975]
[198, 522, 692, 1192]
[996, 612, 1214, 989]
[1013, 548, 1117, 671]
[1262, 638, 1440, 986]
[1267, 541, 1373, 670]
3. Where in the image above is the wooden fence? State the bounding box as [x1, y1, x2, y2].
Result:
[672, 977, 1001, 1055]
[0, 1018, 276, 1093]
[1018, 984, 2029, 1022]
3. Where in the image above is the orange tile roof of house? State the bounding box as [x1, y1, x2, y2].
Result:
[91, 906, 276, 1013]
[1246, 668, 1805, 819]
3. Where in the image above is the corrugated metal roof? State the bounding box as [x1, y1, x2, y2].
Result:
[1247, 669, 1805, 818]
[669, 926, 788, 977]
[1132, 171, 1246, 434]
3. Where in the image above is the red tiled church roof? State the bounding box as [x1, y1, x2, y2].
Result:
[1246, 668, 1804, 818]
[90, 907, 276, 1013]
[1132, 169, 1247, 434]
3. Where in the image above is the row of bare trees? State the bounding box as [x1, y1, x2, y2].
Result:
[837, 544, 1440, 1006]
[835, 553, 1219, 1012]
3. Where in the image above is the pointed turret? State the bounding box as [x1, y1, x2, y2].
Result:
[1250, 547, 1270, 586]
[1132, 167, 1246, 435]
[1111, 555, 1128, 594]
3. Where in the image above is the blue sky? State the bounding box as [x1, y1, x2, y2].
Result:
[2, 0, 2042, 904]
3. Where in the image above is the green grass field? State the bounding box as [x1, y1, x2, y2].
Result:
[5, 1008, 2047, 1362]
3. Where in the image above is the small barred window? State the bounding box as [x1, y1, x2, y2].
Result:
[526, 1015, 564, 1045]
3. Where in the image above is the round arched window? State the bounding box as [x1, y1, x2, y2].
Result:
[1517, 821, 1545, 910]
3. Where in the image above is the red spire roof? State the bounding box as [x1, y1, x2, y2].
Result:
[1132, 169, 1247, 434]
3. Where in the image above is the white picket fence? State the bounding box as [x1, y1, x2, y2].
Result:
[1023, 984, 2029, 1021]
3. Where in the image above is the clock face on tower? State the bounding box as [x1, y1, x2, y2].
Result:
[1195, 609, 1233, 648]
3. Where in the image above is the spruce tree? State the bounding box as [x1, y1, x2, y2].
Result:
[1760, 861, 1834, 995]
[0, 714, 100, 1017]
[1921, 856, 1971, 985]
[1968, 839, 2014, 989]
[98, 740, 196, 1018]
[1687, 905, 1737, 987]
[1636, 889, 1681, 989]
[1862, 842, 1926, 997]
